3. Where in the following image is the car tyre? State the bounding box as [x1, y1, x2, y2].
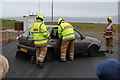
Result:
[44, 48, 54, 63]
[88, 45, 99, 57]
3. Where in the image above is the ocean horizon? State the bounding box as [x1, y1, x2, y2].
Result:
[1, 16, 119, 24]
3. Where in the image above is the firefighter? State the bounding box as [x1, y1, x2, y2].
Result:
[57, 18, 75, 62]
[30, 14, 49, 68]
[0, 55, 9, 79]
[103, 17, 115, 54]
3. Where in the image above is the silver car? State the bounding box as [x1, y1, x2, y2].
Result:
[16, 25, 101, 62]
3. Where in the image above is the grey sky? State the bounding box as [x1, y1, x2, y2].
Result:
[1, 1, 118, 17]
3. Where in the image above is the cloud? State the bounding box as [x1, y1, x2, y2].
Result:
[1, 2, 118, 17]
[1, 0, 120, 2]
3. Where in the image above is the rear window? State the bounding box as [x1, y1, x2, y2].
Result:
[22, 29, 30, 37]
[50, 28, 82, 39]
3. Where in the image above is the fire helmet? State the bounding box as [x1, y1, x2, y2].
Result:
[36, 14, 44, 20]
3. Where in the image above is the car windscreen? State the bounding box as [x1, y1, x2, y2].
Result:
[74, 30, 82, 39]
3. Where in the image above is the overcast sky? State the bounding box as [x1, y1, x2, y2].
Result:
[0, 0, 119, 17]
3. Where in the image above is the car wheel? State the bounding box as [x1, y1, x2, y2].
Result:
[88, 45, 99, 57]
[44, 48, 54, 63]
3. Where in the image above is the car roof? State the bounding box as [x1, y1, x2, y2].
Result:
[46, 25, 58, 28]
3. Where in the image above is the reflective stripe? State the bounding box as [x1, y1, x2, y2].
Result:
[37, 57, 44, 60]
[41, 31, 47, 33]
[63, 33, 74, 37]
[70, 53, 74, 55]
[61, 56, 65, 58]
[106, 23, 113, 29]
[61, 54, 66, 56]
[35, 43, 48, 46]
[39, 55, 45, 58]
[34, 39, 46, 41]
[31, 31, 47, 34]
[61, 54, 66, 58]
[31, 32, 41, 33]
[106, 31, 112, 32]
[70, 53, 74, 57]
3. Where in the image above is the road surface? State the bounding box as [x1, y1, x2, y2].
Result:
[2, 41, 119, 78]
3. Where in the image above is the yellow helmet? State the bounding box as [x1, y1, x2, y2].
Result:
[57, 18, 63, 25]
[107, 17, 113, 21]
[36, 14, 44, 20]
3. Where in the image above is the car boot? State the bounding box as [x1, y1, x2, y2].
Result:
[36, 60, 44, 68]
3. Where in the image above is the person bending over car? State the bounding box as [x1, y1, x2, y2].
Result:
[57, 18, 75, 62]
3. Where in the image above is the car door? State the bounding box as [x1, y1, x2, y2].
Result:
[74, 30, 90, 54]
[49, 27, 61, 49]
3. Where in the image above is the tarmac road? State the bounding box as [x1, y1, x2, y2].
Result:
[2, 41, 119, 78]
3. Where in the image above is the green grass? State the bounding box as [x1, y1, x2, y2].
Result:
[1, 19, 22, 29]
[69, 22, 105, 29]
[45, 22, 106, 29]
[1, 19, 118, 30]
[45, 22, 57, 25]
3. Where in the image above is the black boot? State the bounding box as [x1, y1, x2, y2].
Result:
[36, 60, 44, 68]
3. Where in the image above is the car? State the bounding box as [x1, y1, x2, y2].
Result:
[16, 25, 101, 62]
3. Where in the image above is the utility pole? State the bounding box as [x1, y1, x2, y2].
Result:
[51, 0, 53, 24]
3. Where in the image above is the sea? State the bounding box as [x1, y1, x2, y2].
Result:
[1, 16, 119, 24]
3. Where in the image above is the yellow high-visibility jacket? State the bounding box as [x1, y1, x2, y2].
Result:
[58, 22, 75, 40]
[30, 22, 49, 46]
